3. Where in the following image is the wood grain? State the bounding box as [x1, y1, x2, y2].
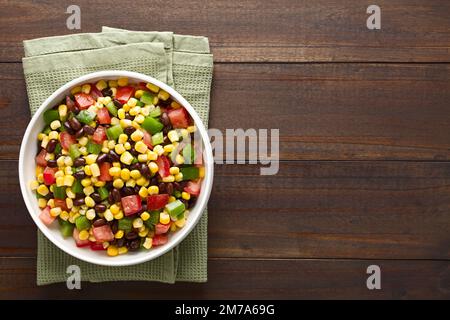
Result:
[0, 257, 448, 299]
[2, 160, 449, 259]
[1, 63, 450, 161]
[0, 0, 449, 63]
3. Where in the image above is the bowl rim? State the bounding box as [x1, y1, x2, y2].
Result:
[19, 70, 214, 266]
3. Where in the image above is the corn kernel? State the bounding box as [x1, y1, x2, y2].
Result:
[198, 166, 205, 178]
[125, 179, 136, 187]
[175, 154, 185, 165]
[109, 166, 121, 177]
[147, 185, 159, 195]
[118, 246, 128, 255]
[120, 119, 132, 128]
[181, 192, 191, 200]
[135, 141, 148, 154]
[95, 80, 107, 91]
[167, 167, 179, 176]
[117, 108, 125, 120]
[119, 168, 130, 181]
[90, 163, 100, 177]
[170, 223, 177, 232]
[113, 178, 124, 189]
[114, 143, 126, 155]
[114, 230, 124, 239]
[130, 130, 144, 142]
[37, 173, 44, 183]
[138, 187, 148, 198]
[40, 136, 49, 148]
[79, 146, 88, 156]
[175, 218, 186, 228]
[143, 237, 153, 249]
[86, 209, 96, 220]
[117, 77, 128, 87]
[47, 198, 55, 208]
[60, 210, 69, 221]
[134, 89, 144, 99]
[29, 180, 39, 190]
[48, 131, 59, 141]
[107, 245, 119, 256]
[45, 152, 55, 161]
[50, 120, 61, 130]
[108, 80, 118, 88]
[158, 90, 169, 101]
[38, 198, 47, 208]
[168, 196, 176, 203]
[57, 104, 68, 119]
[85, 196, 95, 207]
[130, 170, 141, 179]
[84, 154, 96, 165]
[50, 207, 62, 217]
[128, 98, 137, 108]
[167, 130, 179, 142]
[81, 84, 91, 94]
[146, 82, 159, 93]
[133, 218, 143, 229]
[118, 133, 128, 144]
[63, 156, 73, 167]
[175, 172, 184, 182]
[37, 133, 46, 141]
[55, 176, 64, 187]
[83, 186, 94, 196]
[101, 147, 109, 154]
[124, 142, 131, 150]
[141, 106, 150, 116]
[135, 114, 145, 124]
[187, 125, 197, 133]
[65, 198, 73, 210]
[120, 151, 133, 165]
[147, 151, 158, 161]
[122, 103, 130, 112]
[63, 175, 75, 186]
[138, 228, 149, 237]
[104, 209, 114, 221]
[153, 145, 164, 156]
[149, 162, 158, 174]
[81, 178, 92, 187]
[163, 144, 174, 154]
[140, 211, 150, 221]
[162, 175, 175, 183]
[55, 170, 65, 178]
[160, 212, 170, 224]
[84, 165, 92, 176]
[136, 177, 148, 186]
[110, 204, 120, 215]
[137, 154, 148, 162]
[66, 188, 76, 199]
[114, 211, 124, 220]
[71, 86, 81, 95]
[78, 230, 89, 240]
[171, 101, 181, 109]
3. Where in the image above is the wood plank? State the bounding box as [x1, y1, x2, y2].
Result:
[2, 160, 450, 259]
[0, 257, 448, 299]
[0, 0, 449, 62]
[2, 62, 450, 161]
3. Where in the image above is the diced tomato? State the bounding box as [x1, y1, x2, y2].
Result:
[43, 166, 57, 185]
[89, 84, 103, 100]
[155, 222, 171, 235]
[35, 149, 48, 167]
[66, 95, 76, 111]
[54, 199, 68, 211]
[167, 108, 189, 128]
[115, 86, 134, 104]
[146, 194, 169, 211]
[39, 206, 56, 226]
[90, 242, 106, 251]
[93, 224, 114, 242]
[156, 155, 170, 178]
[73, 228, 90, 247]
[184, 180, 201, 196]
[92, 126, 107, 144]
[121, 195, 142, 216]
[60, 131, 76, 150]
[74, 93, 95, 110]
[99, 162, 112, 182]
[96, 107, 111, 125]
[152, 234, 168, 246]
[143, 130, 153, 149]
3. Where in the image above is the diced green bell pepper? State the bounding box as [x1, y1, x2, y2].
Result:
[43, 109, 60, 125]
[53, 186, 66, 199]
[97, 186, 109, 200]
[142, 116, 163, 134]
[151, 131, 164, 145]
[149, 106, 161, 118]
[76, 110, 96, 124]
[105, 101, 118, 117]
[75, 215, 91, 231]
[118, 218, 133, 232]
[42, 126, 52, 134]
[180, 166, 199, 181]
[173, 190, 181, 198]
[165, 200, 185, 219]
[144, 210, 160, 228]
[59, 219, 74, 237]
[86, 141, 102, 154]
[106, 124, 123, 141]
[135, 100, 145, 107]
[54, 143, 62, 155]
[140, 91, 155, 105]
[69, 144, 81, 160]
[72, 179, 83, 194]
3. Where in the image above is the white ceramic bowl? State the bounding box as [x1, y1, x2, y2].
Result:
[19, 70, 213, 266]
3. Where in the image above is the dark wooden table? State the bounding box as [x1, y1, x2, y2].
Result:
[0, 0, 449, 299]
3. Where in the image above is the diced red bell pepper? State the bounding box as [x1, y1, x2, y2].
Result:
[99, 162, 112, 182]
[92, 224, 114, 242]
[96, 107, 111, 125]
[136, 82, 149, 92]
[73, 228, 90, 247]
[35, 149, 48, 167]
[89, 84, 103, 100]
[54, 199, 68, 211]
[39, 206, 56, 226]
[115, 86, 134, 104]
[43, 166, 57, 185]
[60, 131, 76, 150]
[121, 195, 142, 216]
[74, 93, 95, 110]
[92, 126, 107, 144]
[156, 155, 170, 178]
[143, 130, 153, 149]
[152, 234, 168, 246]
[167, 108, 189, 128]
[184, 180, 201, 196]
[147, 194, 169, 211]
[90, 242, 106, 251]
[155, 222, 171, 235]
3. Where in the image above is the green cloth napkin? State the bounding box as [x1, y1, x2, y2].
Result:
[22, 27, 213, 285]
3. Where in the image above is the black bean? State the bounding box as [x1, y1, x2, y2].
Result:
[111, 221, 119, 234]
[63, 121, 75, 135]
[130, 163, 140, 171]
[123, 126, 136, 136]
[46, 139, 58, 153]
[125, 114, 134, 120]
[101, 88, 113, 97]
[122, 187, 135, 196]
[108, 150, 120, 162]
[75, 192, 85, 199]
[91, 193, 102, 203]
[73, 157, 86, 167]
[161, 112, 170, 126]
[44, 193, 53, 200]
[113, 99, 123, 108]
[116, 238, 125, 247]
[129, 239, 140, 251]
[75, 128, 85, 138]
[73, 171, 86, 180]
[46, 159, 57, 168]
[73, 198, 85, 206]
[166, 182, 174, 195]
[69, 117, 82, 131]
[108, 193, 115, 205]
[158, 182, 166, 194]
[130, 148, 139, 157]
[112, 188, 121, 202]
[181, 199, 189, 208]
[141, 203, 147, 212]
[134, 186, 140, 194]
[139, 163, 150, 177]
[125, 231, 138, 240]
[72, 106, 80, 115]
[93, 218, 107, 227]
[94, 204, 107, 213]
[173, 182, 182, 191]
[83, 125, 95, 136]
[96, 153, 109, 164]
[151, 177, 159, 186]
